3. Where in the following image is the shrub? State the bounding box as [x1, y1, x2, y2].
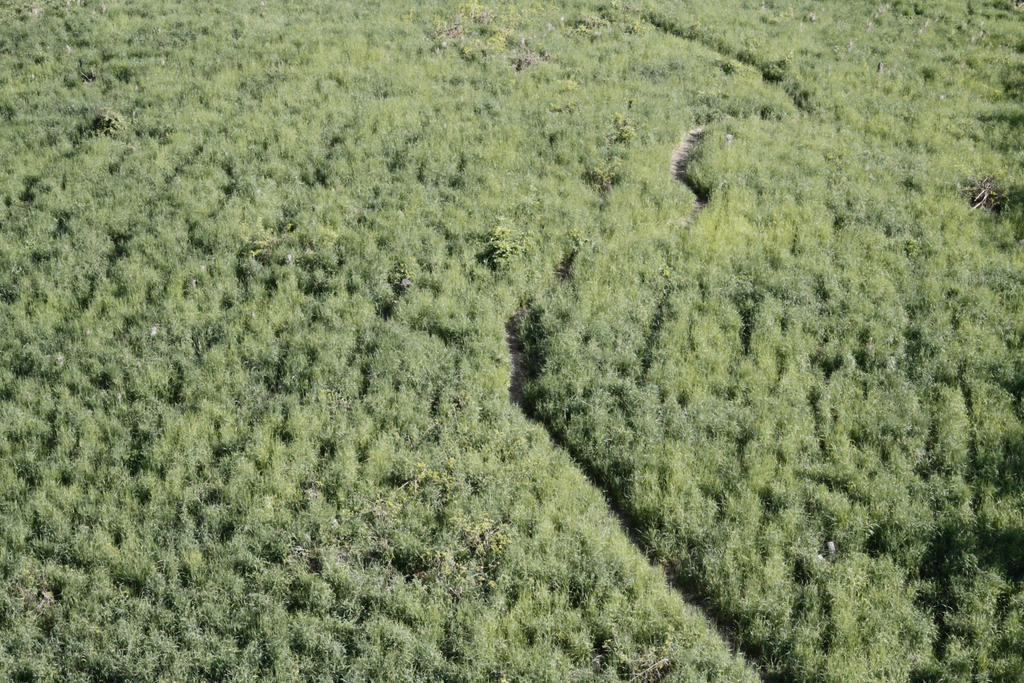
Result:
[91, 108, 127, 135]
[484, 224, 527, 268]
[584, 160, 621, 194]
[611, 112, 636, 144]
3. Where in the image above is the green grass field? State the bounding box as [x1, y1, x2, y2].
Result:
[1, 0, 1022, 680]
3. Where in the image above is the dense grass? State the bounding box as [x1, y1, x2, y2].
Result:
[0, 0, 774, 679]
[2, 0, 1022, 680]
[523, 0, 1024, 680]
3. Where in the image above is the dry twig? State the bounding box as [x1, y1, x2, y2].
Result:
[963, 175, 1005, 213]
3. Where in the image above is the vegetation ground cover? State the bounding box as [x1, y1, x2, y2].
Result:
[1, 0, 1022, 680]
[522, 0, 1024, 679]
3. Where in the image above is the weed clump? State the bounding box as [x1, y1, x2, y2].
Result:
[391, 261, 416, 293]
[584, 160, 621, 194]
[484, 224, 527, 268]
[246, 233, 280, 264]
[568, 15, 609, 39]
[433, 3, 515, 60]
[611, 112, 636, 144]
[91, 108, 127, 135]
[511, 48, 546, 71]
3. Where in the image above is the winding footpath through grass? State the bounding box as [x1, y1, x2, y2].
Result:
[504, 130, 774, 680]
[671, 126, 709, 212]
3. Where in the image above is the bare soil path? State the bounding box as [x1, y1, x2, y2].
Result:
[671, 126, 709, 212]
[502, 134, 775, 680]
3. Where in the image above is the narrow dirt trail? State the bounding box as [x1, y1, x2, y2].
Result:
[671, 126, 709, 213]
[504, 309, 528, 409]
[503, 132, 774, 681]
[643, 12, 813, 114]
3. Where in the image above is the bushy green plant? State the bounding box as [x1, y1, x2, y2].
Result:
[484, 223, 528, 268]
[611, 112, 636, 144]
[91, 108, 127, 135]
[584, 159, 621, 194]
